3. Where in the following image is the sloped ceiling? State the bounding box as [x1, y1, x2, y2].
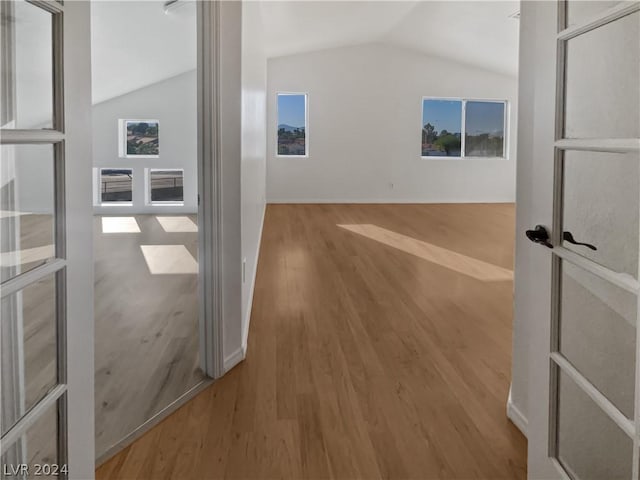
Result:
[90, 0, 197, 104]
[259, 1, 520, 77]
[90, 0, 518, 106]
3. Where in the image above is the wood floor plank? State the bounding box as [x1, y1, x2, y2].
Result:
[97, 203, 526, 480]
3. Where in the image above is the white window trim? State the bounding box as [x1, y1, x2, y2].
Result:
[146, 168, 185, 206]
[420, 96, 509, 160]
[275, 92, 309, 158]
[118, 118, 160, 159]
[98, 167, 133, 206]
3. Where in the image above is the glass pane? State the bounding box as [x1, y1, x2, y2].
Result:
[421, 99, 461, 157]
[1, 275, 57, 435]
[277, 94, 307, 156]
[150, 170, 184, 203]
[464, 101, 505, 158]
[0, 144, 55, 283]
[1, 400, 61, 479]
[556, 369, 632, 479]
[566, 1, 627, 28]
[559, 261, 636, 418]
[100, 169, 132, 204]
[0, 0, 53, 129]
[563, 150, 639, 278]
[124, 120, 159, 157]
[564, 11, 640, 139]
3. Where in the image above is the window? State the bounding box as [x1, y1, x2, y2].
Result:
[422, 100, 462, 157]
[464, 101, 506, 157]
[100, 169, 133, 204]
[119, 119, 159, 158]
[421, 98, 507, 158]
[148, 169, 184, 204]
[277, 93, 307, 156]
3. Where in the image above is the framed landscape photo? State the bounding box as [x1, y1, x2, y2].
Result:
[119, 119, 159, 158]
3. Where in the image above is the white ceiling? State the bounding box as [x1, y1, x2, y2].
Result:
[89, 0, 518, 105]
[91, 1, 197, 104]
[259, 1, 520, 77]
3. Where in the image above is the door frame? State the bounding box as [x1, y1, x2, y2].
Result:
[198, 0, 225, 380]
[94, 0, 226, 466]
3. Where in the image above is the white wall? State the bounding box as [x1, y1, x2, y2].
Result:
[92, 70, 197, 215]
[509, 0, 536, 435]
[240, 1, 267, 355]
[266, 43, 518, 203]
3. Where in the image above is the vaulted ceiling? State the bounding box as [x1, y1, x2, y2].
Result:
[91, 0, 197, 104]
[90, 1, 519, 105]
[258, 1, 520, 77]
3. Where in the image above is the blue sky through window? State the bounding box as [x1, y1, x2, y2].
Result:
[278, 94, 306, 128]
[422, 99, 462, 134]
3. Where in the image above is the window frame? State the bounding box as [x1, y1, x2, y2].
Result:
[118, 118, 160, 159]
[98, 167, 134, 206]
[420, 97, 509, 160]
[275, 92, 309, 158]
[146, 168, 185, 206]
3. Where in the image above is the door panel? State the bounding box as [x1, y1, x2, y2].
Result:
[524, 1, 640, 478]
[557, 369, 633, 480]
[564, 10, 640, 139]
[0, 143, 56, 282]
[1, 274, 58, 436]
[560, 261, 636, 418]
[562, 150, 639, 277]
[1, 1, 94, 478]
[1, 0, 54, 130]
[0, 400, 60, 477]
[566, 1, 625, 26]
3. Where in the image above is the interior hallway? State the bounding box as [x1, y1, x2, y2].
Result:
[96, 204, 526, 479]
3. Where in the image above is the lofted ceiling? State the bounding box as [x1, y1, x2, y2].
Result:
[259, 1, 520, 77]
[90, 0, 197, 104]
[89, 1, 518, 106]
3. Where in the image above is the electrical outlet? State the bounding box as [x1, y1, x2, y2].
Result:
[242, 258, 246, 283]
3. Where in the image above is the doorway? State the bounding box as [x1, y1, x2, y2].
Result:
[89, 0, 208, 462]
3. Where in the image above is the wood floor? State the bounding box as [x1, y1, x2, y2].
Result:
[96, 204, 527, 480]
[94, 214, 205, 459]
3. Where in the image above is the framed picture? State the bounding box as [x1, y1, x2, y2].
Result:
[119, 119, 159, 158]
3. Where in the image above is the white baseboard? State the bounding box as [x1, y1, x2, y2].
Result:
[241, 203, 266, 356]
[266, 198, 515, 204]
[223, 346, 245, 373]
[507, 385, 528, 437]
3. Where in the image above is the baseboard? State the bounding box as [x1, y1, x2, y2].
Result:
[266, 199, 515, 204]
[223, 347, 245, 373]
[506, 385, 528, 437]
[241, 202, 266, 356]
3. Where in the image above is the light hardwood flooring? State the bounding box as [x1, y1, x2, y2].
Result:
[97, 204, 526, 479]
[94, 214, 205, 458]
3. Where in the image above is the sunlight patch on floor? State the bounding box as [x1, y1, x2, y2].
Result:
[102, 217, 141, 233]
[0, 210, 33, 219]
[140, 245, 198, 275]
[0, 244, 55, 267]
[338, 224, 513, 282]
[156, 216, 198, 233]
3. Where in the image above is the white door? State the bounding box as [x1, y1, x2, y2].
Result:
[523, 1, 640, 478]
[1, 1, 94, 479]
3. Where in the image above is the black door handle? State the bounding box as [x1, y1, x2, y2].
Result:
[526, 225, 553, 249]
[563, 231, 597, 251]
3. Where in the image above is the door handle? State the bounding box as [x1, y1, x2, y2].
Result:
[563, 231, 597, 251]
[526, 225, 553, 249]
